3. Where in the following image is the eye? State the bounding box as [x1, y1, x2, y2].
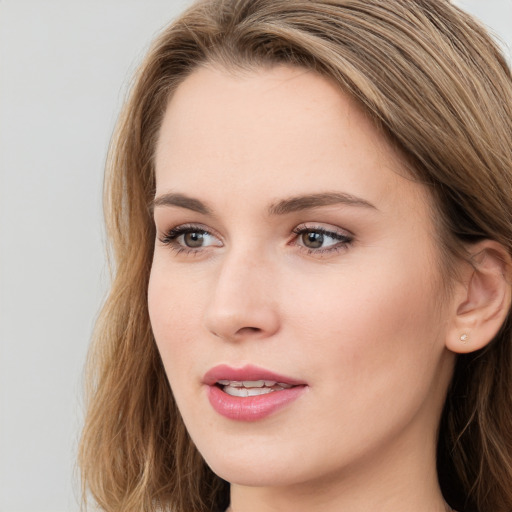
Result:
[300, 231, 329, 249]
[159, 224, 222, 253]
[292, 225, 353, 253]
[181, 231, 209, 248]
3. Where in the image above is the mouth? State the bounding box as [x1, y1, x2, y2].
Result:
[203, 364, 307, 421]
[216, 379, 294, 397]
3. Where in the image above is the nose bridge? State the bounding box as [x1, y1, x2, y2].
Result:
[204, 243, 280, 341]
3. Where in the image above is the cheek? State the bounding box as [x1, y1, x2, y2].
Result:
[284, 250, 444, 395]
[289, 256, 436, 336]
[148, 265, 205, 377]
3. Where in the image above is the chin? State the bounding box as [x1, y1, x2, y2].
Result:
[206, 458, 301, 487]
[196, 436, 329, 488]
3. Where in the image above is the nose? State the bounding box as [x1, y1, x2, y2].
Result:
[203, 249, 280, 342]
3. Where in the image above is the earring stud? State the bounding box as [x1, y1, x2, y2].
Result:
[460, 333, 469, 343]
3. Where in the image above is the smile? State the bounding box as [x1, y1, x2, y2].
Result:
[204, 365, 307, 421]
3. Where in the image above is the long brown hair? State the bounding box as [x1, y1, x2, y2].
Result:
[78, 1, 512, 511]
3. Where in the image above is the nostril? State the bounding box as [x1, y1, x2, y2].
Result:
[236, 326, 262, 335]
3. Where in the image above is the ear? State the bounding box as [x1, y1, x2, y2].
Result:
[446, 240, 512, 354]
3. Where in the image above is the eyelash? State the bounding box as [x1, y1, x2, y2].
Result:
[291, 225, 353, 255]
[158, 223, 354, 256]
[158, 224, 215, 255]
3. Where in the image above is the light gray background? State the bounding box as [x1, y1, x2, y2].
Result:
[0, 1, 510, 511]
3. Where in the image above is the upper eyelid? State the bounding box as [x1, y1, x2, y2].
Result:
[292, 223, 354, 237]
[161, 223, 219, 237]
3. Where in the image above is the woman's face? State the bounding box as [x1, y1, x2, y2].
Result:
[149, 65, 456, 489]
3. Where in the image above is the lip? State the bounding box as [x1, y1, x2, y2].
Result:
[203, 364, 307, 421]
[203, 364, 306, 386]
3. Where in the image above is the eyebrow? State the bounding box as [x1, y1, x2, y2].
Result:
[268, 192, 377, 215]
[151, 192, 212, 215]
[151, 191, 377, 216]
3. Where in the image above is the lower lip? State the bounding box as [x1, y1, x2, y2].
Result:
[206, 385, 306, 421]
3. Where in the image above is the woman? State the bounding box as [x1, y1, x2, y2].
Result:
[79, 1, 512, 511]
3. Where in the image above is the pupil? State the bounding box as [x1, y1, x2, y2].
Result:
[303, 231, 323, 248]
[184, 232, 204, 247]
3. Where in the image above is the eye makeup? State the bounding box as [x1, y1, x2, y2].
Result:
[157, 221, 354, 258]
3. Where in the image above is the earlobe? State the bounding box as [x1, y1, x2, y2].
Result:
[446, 241, 512, 354]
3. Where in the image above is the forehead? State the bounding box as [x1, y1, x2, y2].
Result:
[154, 64, 431, 218]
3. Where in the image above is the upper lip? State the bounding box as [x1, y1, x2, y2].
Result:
[203, 364, 306, 386]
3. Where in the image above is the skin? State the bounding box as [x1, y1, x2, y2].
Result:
[148, 64, 460, 512]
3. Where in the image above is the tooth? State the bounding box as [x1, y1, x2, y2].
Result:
[224, 386, 249, 397]
[217, 379, 292, 388]
[246, 387, 274, 396]
[243, 380, 265, 388]
[224, 386, 275, 397]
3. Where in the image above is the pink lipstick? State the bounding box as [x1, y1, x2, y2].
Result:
[203, 364, 307, 421]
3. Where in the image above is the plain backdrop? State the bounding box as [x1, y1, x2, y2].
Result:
[0, 1, 510, 511]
